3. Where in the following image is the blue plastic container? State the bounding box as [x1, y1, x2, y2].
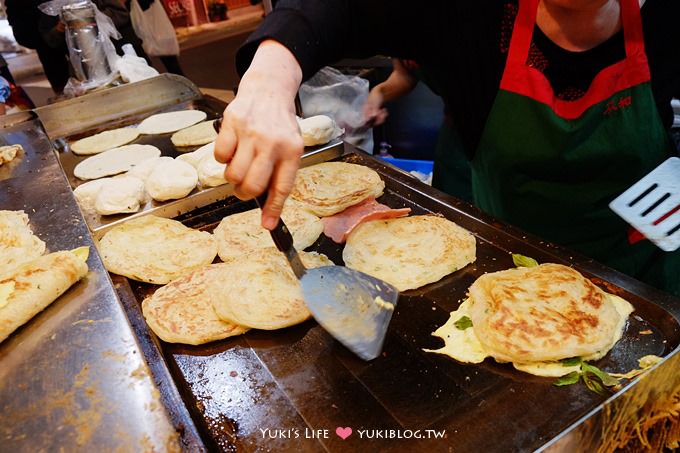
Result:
[379, 157, 434, 174]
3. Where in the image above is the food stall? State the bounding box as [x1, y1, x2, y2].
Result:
[1, 74, 679, 452]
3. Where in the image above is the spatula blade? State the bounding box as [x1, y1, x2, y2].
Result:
[301, 266, 398, 361]
[609, 157, 680, 252]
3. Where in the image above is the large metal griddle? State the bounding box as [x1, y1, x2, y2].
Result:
[111, 142, 680, 452]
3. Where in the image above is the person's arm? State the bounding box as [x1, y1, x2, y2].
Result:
[220, 1, 455, 228]
[363, 59, 419, 126]
[93, 0, 131, 27]
[39, 14, 66, 49]
[214, 40, 303, 230]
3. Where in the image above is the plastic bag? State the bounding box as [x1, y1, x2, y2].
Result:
[116, 44, 159, 83]
[130, 0, 180, 57]
[298, 66, 373, 152]
[39, 0, 121, 96]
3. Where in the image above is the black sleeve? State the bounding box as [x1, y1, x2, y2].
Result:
[235, 0, 460, 81]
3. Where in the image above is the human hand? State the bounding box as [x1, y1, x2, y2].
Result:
[55, 20, 66, 33]
[363, 86, 389, 126]
[214, 40, 303, 230]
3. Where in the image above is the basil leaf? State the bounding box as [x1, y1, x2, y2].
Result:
[561, 357, 582, 367]
[553, 371, 581, 386]
[582, 363, 619, 387]
[512, 254, 539, 268]
[454, 316, 473, 330]
[582, 374, 609, 396]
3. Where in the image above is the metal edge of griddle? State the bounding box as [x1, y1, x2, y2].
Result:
[34, 74, 203, 140]
[111, 275, 214, 452]
[538, 345, 680, 452]
[0, 110, 38, 129]
[89, 140, 347, 241]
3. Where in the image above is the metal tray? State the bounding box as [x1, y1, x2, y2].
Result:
[113, 146, 680, 452]
[49, 82, 342, 240]
[52, 96, 229, 240]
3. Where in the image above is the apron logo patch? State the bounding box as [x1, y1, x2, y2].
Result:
[603, 95, 633, 117]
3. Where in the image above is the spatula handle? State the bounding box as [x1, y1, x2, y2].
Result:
[253, 194, 295, 254]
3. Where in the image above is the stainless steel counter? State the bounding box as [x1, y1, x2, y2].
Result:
[0, 112, 190, 452]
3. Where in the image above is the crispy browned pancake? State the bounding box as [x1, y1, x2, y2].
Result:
[467, 263, 625, 363]
[142, 264, 249, 345]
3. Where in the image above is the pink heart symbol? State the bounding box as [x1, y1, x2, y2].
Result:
[335, 427, 352, 440]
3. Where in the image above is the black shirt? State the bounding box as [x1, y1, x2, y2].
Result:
[236, 0, 680, 156]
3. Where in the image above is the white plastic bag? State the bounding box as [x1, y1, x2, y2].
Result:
[39, 0, 121, 97]
[130, 0, 180, 57]
[298, 66, 373, 152]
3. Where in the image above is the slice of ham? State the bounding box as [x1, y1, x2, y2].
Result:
[322, 197, 411, 243]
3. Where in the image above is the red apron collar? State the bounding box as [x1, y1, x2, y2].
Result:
[500, 0, 651, 120]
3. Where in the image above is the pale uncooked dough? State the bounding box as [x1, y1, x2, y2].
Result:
[73, 144, 161, 180]
[171, 120, 218, 148]
[197, 154, 227, 187]
[73, 177, 114, 211]
[176, 141, 215, 168]
[126, 156, 174, 182]
[95, 176, 146, 215]
[146, 159, 198, 201]
[71, 127, 139, 155]
[137, 110, 207, 135]
[297, 115, 341, 146]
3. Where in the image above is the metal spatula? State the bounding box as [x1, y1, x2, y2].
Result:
[609, 157, 680, 251]
[253, 195, 399, 360]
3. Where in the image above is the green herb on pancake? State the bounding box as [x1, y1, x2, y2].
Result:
[560, 357, 583, 367]
[512, 254, 539, 268]
[553, 371, 581, 386]
[454, 316, 473, 330]
[552, 361, 620, 396]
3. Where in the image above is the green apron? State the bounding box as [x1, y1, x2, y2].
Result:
[472, 0, 680, 296]
[432, 119, 473, 203]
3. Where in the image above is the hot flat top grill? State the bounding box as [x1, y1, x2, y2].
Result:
[113, 144, 680, 452]
[16, 75, 679, 452]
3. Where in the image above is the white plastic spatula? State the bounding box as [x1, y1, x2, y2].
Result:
[609, 157, 680, 251]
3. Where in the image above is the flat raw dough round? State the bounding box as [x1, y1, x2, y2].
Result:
[290, 162, 385, 216]
[137, 110, 207, 135]
[71, 127, 140, 155]
[94, 176, 146, 215]
[99, 215, 217, 284]
[210, 248, 333, 330]
[468, 263, 628, 363]
[146, 158, 198, 201]
[171, 120, 218, 148]
[74, 144, 161, 180]
[0, 210, 46, 276]
[343, 215, 476, 291]
[213, 203, 323, 261]
[142, 264, 249, 345]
